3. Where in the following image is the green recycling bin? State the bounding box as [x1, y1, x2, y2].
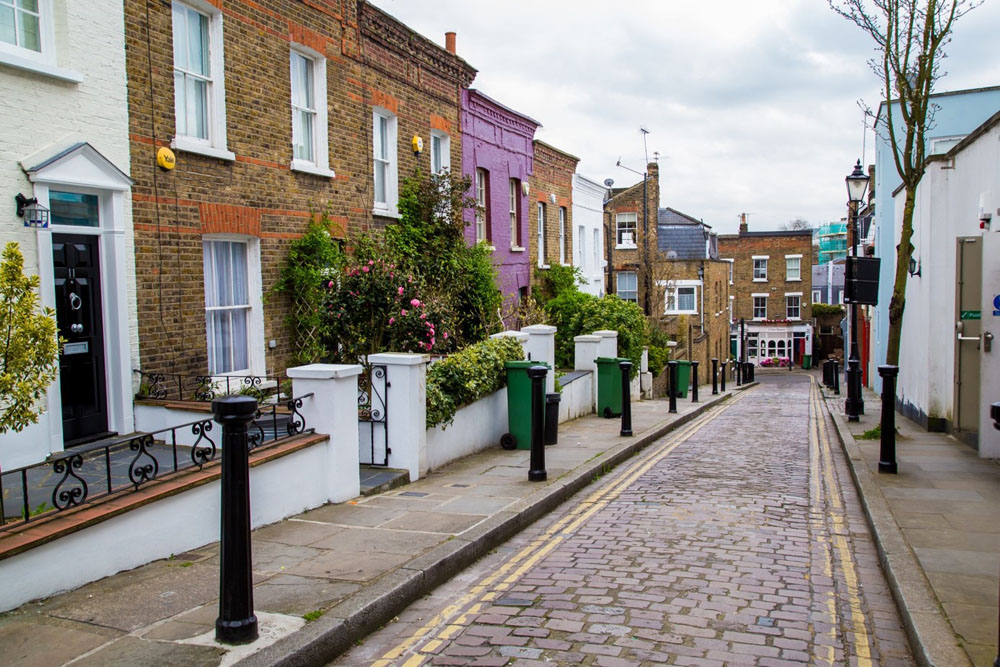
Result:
[596, 357, 631, 418]
[501, 360, 550, 450]
[803, 354, 812, 370]
[673, 360, 691, 399]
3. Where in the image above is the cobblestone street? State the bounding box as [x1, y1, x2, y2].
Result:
[335, 375, 914, 666]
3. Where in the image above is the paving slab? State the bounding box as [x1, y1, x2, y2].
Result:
[822, 376, 999, 667]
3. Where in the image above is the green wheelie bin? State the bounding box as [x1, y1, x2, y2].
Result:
[596, 357, 631, 418]
[501, 360, 550, 450]
[673, 360, 691, 399]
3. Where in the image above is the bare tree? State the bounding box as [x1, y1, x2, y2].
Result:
[781, 219, 812, 231]
[830, 0, 980, 365]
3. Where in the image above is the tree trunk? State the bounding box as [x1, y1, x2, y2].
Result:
[885, 184, 917, 365]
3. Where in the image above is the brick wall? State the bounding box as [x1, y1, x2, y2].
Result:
[125, 0, 474, 378]
[530, 141, 578, 275]
[718, 229, 814, 323]
[604, 163, 660, 313]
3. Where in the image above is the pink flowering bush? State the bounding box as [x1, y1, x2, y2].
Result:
[324, 257, 453, 362]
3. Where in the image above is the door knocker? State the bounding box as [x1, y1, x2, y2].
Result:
[69, 292, 82, 311]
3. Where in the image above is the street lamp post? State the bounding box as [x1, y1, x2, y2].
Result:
[845, 160, 870, 423]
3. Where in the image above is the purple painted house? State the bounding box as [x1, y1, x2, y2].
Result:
[461, 88, 540, 303]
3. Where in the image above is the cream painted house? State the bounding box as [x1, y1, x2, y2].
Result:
[0, 0, 136, 468]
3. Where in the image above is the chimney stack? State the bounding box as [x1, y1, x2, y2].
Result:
[445, 32, 456, 55]
[739, 212, 748, 234]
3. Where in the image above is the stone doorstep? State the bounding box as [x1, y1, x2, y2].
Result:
[0, 432, 327, 562]
[822, 390, 975, 667]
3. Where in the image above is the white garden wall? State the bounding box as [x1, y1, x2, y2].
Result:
[0, 438, 334, 613]
[426, 388, 508, 471]
[558, 374, 593, 423]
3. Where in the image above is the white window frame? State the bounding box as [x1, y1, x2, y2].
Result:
[575, 223, 585, 267]
[617, 271, 637, 303]
[509, 179, 523, 251]
[722, 258, 734, 284]
[171, 0, 234, 161]
[752, 255, 768, 282]
[475, 168, 488, 244]
[838, 290, 845, 305]
[752, 293, 768, 320]
[430, 130, 450, 174]
[289, 45, 333, 178]
[372, 108, 399, 216]
[616, 213, 637, 249]
[785, 292, 802, 320]
[0, 0, 80, 81]
[536, 201, 547, 266]
[558, 207, 567, 265]
[812, 289, 821, 303]
[785, 254, 802, 282]
[661, 279, 700, 315]
[202, 236, 265, 377]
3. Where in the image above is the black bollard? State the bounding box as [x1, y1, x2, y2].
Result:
[735, 358, 742, 386]
[833, 359, 840, 395]
[749, 362, 754, 382]
[823, 359, 831, 387]
[619, 360, 633, 437]
[691, 361, 699, 402]
[527, 365, 548, 482]
[877, 365, 899, 474]
[213, 396, 260, 645]
[720, 360, 727, 392]
[711, 358, 718, 395]
[668, 361, 678, 414]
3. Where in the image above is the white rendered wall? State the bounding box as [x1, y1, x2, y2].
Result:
[895, 120, 1000, 431]
[558, 374, 593, 423]
[0, 439, 331, 613]
[426, 388, 508, 471]
[572, 174, 606, 296]
[0, 0, 136, 468]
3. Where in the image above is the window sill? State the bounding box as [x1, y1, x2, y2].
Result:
[171, 136, 236, 162]
[752, 278, 768, 282]
[0, 51, 83, 83]
[615, 244, 638, 250]
[510, 246, 526, 253]
[665, 311, 699, 316]
[291, 160, 336, 179]
[373, 207, 401, 220]
[786, 278, 801, 282]
[537, 264, 551, 270]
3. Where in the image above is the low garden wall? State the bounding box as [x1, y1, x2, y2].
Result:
[426, 388, 508, 471]
[558, 372, 593, 423]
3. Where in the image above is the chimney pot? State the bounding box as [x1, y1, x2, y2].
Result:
[445, 32, 456, 54]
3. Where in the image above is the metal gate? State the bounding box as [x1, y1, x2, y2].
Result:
[358, 364, 389, 466]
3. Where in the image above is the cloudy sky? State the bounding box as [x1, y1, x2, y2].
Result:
[369, 0, 1000, 234]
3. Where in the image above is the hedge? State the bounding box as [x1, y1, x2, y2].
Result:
[426, 336, 525, 429]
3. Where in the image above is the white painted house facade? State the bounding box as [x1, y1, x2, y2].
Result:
[0, 0, 136, 469]
[571, 174, 607, 296]
[894, 110, 1000, 457]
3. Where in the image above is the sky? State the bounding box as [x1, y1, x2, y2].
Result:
[368, 0, 1000, 235]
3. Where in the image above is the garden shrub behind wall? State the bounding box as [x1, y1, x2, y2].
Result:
[426, 336, 525, 428]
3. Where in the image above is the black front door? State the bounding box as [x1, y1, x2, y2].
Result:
[53, 234, 110, 444]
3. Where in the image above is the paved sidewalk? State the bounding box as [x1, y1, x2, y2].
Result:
[820, 376, 1000, 667]
[0, 384, 747, 667]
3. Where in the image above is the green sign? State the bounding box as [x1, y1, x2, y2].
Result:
[961, 310, 981, 320]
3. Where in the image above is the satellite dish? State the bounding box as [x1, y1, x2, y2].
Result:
[666, 250, 678, 259]
[603, 178, 615, 188]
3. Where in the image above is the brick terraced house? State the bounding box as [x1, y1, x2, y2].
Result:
[124, 0, 475, 384]
[530, 141, 578, 276]
[718, 215, 814, 366]
[603, 162, 660, 314]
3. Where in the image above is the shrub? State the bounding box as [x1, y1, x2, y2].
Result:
[533, 264, 585, 303]
[273, 214, 344, 364]
[812, 303, 844, 316]
[545, 290, 598, 367]
[646, 327, 673, 376]
[426, 336, 525, 428]
[577, 297, 648, 378]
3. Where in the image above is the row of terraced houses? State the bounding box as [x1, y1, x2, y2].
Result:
[0, 0, 813, 470]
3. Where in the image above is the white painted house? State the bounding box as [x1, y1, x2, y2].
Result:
[0, 0, 136, 469]
[894, 110, 1000, 457]
[571, 174, 607, 296]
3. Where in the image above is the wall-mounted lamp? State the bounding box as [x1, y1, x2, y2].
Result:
[15, 193, 49, 228]
[411, 135, 423, 155]
[521, 182, 530, 197]
[908, 256, 921, 277]
[548, 193, 556, 204]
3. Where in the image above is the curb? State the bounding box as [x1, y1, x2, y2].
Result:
[239, 387, 750, 667]
[820, 389, 972, 667]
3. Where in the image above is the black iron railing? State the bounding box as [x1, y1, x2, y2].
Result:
[0, 394, 313, 533]
[134, 370, 289, 403]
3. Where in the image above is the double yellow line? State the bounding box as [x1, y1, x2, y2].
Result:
[809, 379, 873, 666]
[375, 392, 751, 667]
